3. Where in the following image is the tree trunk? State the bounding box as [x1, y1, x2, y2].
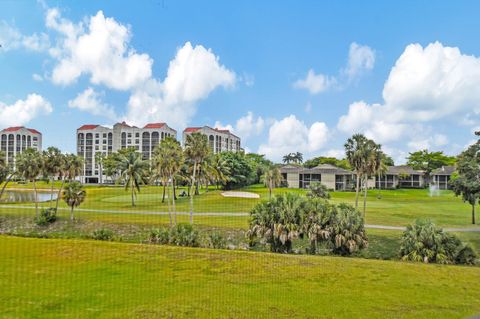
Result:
[167, 181, 172, 226]
[189, 161, 197, 224]
[195, 180, 200, 195]
[472, 203, 476, 225]
[99, 164, 103, 185]
[363, 176, 367, 217]
[131, 182, 135, 207]
[70, 206, 74, 222]
[32, 179, 39, 218]
[55, 177, 65, 212]
[354, 173, 361, 209]
[162, 183, 166, 203]
[50, 177, 54, 207]
[0, 174, 14, 201]
[171, 176, 177, 225]
[173, 177, 177, 200]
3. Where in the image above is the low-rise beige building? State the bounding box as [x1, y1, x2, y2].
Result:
[280, 164, 354, 191]
[375, 166, 425, 189]
[431, 166, 456, 190]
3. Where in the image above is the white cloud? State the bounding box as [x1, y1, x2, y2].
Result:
[258, 115, 329, 160]
[127, 42, 236, 128]
[68, 87, 117, 121]
[0, 21, 50, 52]
[338, 42, 480, 146]
[343, 42, 375, 81]
[32, 73, 44, 82]
[214, 112, 264, 140]
[46, 9, 153, 90]
[293, 69, 335, 94]
[0, 94, 53, 127]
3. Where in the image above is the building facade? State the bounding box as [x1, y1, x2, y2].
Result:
[77, 122, 176, 183]
[183, 126, 241, 153]
[375, 166, 426, 189]
[431, 166, 456, 190]
[280, 164, 354, 191]
[0, 126, 42, 169]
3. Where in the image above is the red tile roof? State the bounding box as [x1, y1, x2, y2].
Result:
[184, 127, 201, 133]
[2, 126, 41, 135]
[77, 124, 99, 130]
[144, 123, 165, 129]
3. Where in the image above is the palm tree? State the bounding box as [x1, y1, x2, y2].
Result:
[117, 151, 149, 207]
[361, 142, 382, 216]
[282, 153, 294, 164]
[261, 166, 282, 198]
[345, 134, 370, 210]
[0, 150, 13, 201]
[209, 154, 230, 189]
[16, 148, 44, 218]
[43, 147, 63, 206]
[184, 133, 210, 224]
[152, 137, 184, 225]
[294, 152, 303, 164]
[95, 152, 106, 185]
[62, 181, 86, 221]
[55, 154, 83, 212]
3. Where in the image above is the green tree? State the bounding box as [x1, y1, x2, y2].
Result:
[16, 148, 44, 218]
[362, 145, 385, 215]
[62, 181, 86, 221]
[451, 141, 480, 224]
[117, 151, 149, 207]
[42, 147, 63, 206]
[0, 150, 13, 201]
[209, 153, 230, 189]
[184, 133, 210, 224]
[406, 149, 456, 183]
[303, 156, 351, 170]
[95, 152, 106, 184]
[219, 151, 255, 190]
[306, 181, 330, 199]
[55, 154, 83, 212]
[261, 166, 282, 198]
[245, 153, 273, 184]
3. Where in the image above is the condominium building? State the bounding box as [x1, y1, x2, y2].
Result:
[77, 122, 176, 183]
[0, 126, 42, 169]
[183, 126, 241, 153]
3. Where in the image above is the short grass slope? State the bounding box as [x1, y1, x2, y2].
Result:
[1, 236, 479, 319]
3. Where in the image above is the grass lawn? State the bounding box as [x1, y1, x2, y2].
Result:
[0, 236, 479, 319]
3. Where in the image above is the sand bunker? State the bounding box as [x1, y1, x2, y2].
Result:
[221, 191, 260, 199]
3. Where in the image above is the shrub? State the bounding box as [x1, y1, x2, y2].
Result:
[328, 203, 368, 255]
[92, 228, 114, 241]
[400, 219, 477, 265]
[149, 224, 200, 247]
[204, 232, 226, 249]
[306, 182, 330, 199]
[34, 208, 57, 226]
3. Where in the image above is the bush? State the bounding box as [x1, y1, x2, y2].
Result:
[204, 232, 226, 249]
[400, 219, 477, 265]
[34, 208, 57, 226]
[328, 203, 368, 255]
[149, 224, 200, 247]
[306, 182, 330, 199]
[92, 228, 114, 241]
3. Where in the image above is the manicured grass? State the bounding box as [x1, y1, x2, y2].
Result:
[0, 236, 479, 319]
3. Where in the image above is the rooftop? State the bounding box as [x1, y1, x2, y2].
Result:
[432, 165, 456, 175]
[1, 126, 42, 135]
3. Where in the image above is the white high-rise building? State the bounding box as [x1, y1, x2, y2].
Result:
[182, 126, 241, 154]
[0, 126, 42, 169]
[77, 122, 176, 183]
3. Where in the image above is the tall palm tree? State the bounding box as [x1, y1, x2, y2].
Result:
[361, 141, 382, 216]
[95, 152, 106, 185]
[345, 134, 371, 210]
[184, 133, 210, 224]
[262, 166, 282, 198]
[117, 151, 149, 207]
[0, 150, 13, 201]
[16, 148, 44, 218]
[282, 153, 294, 164]
[55, 154, 83, 212]
[209, 154, 230, 189]
[62, 181, 86, 221]
[294, 152, 303, 164]
[43, 147, 63, 206]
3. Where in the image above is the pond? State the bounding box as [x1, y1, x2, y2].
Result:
[0, 190, 58, 203]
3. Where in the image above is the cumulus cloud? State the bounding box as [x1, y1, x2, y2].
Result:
[338, 42, 480, 146]
[293, 69, 335, 94]
[343, 42, 375, 81]
[68, 87, 117, 121]
[46, 9, 153, 90]
[214, 111, 264, 140]
[294, 42, 374, 95]
[0, 94, 53, 127]
[127, 42, 236, 128]
[0, 21, 50, 52]
[258, 115, 329, 160]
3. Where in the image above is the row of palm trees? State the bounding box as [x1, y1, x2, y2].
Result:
[0, 147, 84, 219]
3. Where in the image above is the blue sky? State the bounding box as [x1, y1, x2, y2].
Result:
[1, 1, 480, 163]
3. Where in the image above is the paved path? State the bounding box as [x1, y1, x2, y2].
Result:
[1, 205, 480, 232]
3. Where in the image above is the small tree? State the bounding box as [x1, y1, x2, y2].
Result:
[117, 151, 149, 207]
[451, 141, 480, 224]
[16, 148, 44, 218]
[306, 182, 330, 199]
[62, 181, 86, 221]
[261, 166, 282, 198]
